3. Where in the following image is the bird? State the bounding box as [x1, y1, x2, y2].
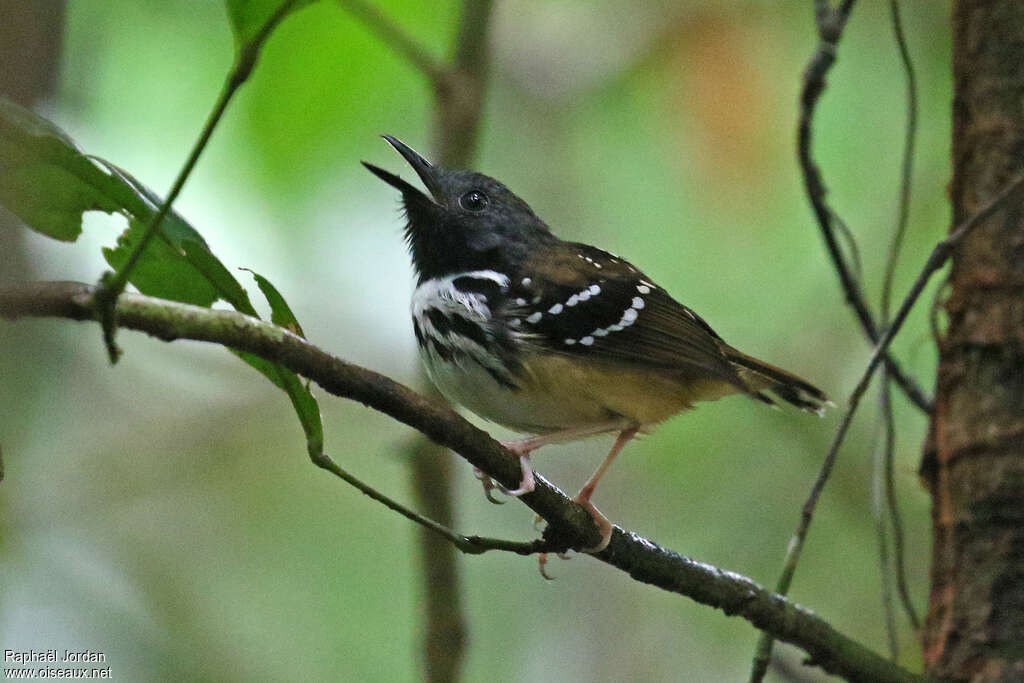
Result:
[363, 135, 829, 559]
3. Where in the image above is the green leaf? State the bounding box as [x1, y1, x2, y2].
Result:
[0, 97, 125, 241]
[0, 95, 325, 458]
[184, 242, 258, 316]
[94, 161, 259, 315]
[235, 273, 324, 458]
[224, 0, 313, 51]
[241, 268, 306, 337]
[280, 368, 324, 459]
[103, 219, 220, 307]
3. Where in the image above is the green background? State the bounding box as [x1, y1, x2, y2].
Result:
[1, 1, 951, 680]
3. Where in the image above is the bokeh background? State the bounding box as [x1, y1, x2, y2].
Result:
[1, 1, 952, 680]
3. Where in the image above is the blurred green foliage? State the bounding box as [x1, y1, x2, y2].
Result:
[1, 1, 951, 680]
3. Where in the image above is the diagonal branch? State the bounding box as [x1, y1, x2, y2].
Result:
[0, 280, 936, 683]
[797, 0, 933, 414]
[754, 172, 1024, 680]
[336, 0, 446, 85]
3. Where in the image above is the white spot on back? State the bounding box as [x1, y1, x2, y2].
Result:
[566, 294, 579, 307]
[515, 297, 527, 306]
[579, 336, 595, 346]
[578, 290, 591, 302]
[526, 311, 542, 324]
[622, 308, 638, 323]
[589, 284, 601, 295]
[521, 277, 532, 286]
[632, 296, 645, 310]
[548, 303, 563, 315]
[636, 285, 651, 294]
[593, 328, 608, 337]
[564, 338, 576, 345]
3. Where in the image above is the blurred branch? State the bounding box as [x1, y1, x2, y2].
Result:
[340, 2, 497, 680]
[878, 0, 923, 640]
[336, 0, 446, 84]
[432, 0, 493, 168]
[0, 280, 937, 683]
[419, 2, 494, 677]
[795, 0, 932, 415]
[873, 383, 901, 659]
[753, 172, 1024, 681]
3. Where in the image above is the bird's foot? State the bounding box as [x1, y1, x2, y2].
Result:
[497, 441, 536, 496]
[472, 467, 505, 504]
[534, 497, 611, 579]
[537, 551, 573, 580]
[472, 446, 535, 503]
[572, 496, 613, 554]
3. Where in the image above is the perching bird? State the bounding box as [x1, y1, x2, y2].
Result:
[364, 136, 828, 556]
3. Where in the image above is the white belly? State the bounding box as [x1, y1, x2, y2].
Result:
[421, 347, 602, 434]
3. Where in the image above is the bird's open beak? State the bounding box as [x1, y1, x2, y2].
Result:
[362, 135, 443, 204]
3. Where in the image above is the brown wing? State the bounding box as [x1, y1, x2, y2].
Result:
[504, 242, 744, 388]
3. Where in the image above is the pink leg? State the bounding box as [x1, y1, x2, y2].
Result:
[573, 427, 638, 553]
[536, 427, 639, 575]
[490, 419, 631, 500]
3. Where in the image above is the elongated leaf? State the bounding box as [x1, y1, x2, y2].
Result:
[238, 271, 324, 457]
[241, 268, 305, 336]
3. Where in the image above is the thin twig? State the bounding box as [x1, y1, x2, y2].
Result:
[882, 0, 923, 634]
[336, 0, 446, 85]
[796, 0, 932, 415]
[881, 0, 918, 318]
[752, 4, 862, 677]
[348, 1, 498, 679]
[94, 0, 303, 363]
[752, 173, 1024, 682]
[874, 381, 901, 659]
[0, 280, 938, 683]
[310, 448, 549, 556]
[831, 209, 864, 284]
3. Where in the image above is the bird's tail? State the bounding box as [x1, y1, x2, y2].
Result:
[724, 346, 831, 416]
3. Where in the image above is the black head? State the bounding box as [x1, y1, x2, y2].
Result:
[363, 136, 555, 281]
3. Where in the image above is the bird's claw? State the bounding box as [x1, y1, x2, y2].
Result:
[473, 467, 505, 504]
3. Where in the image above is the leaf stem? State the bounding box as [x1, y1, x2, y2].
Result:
[95, 0, 302, 363]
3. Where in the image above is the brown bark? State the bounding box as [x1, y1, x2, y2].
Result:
[924, 3, 1024, 680]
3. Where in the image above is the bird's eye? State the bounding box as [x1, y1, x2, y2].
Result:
[459, 190, 488, 212]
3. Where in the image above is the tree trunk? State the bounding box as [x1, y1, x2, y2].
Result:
[923, 2, 1024, 681]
